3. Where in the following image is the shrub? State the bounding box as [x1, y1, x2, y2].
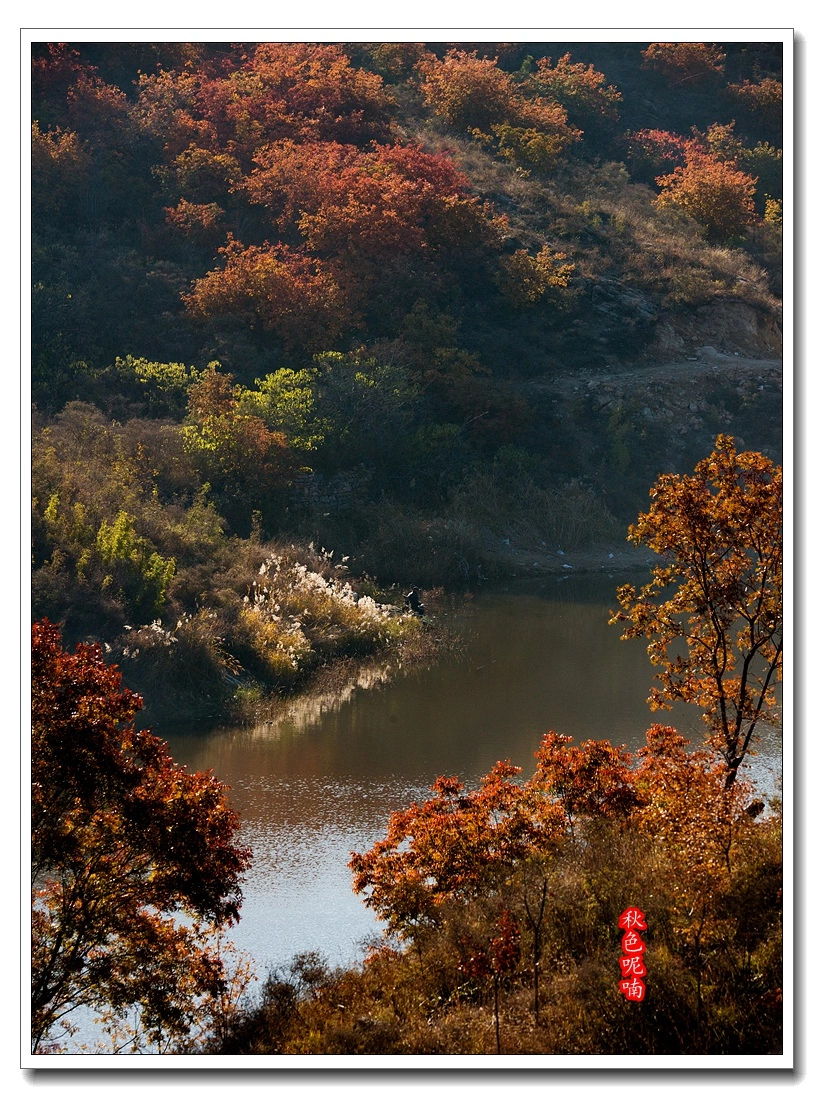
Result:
[526, 53, 622, 131]
[641, 42, 725, 87]
[93, 510, 176, 619]
[226, 550, 412, 689]
[107, 355, 200, 418]
[655, 151, 757, 241]
[183, 236, 355, 351]
[450, 465, 620, 552]
[115, 611, 237, 717]
[238, 368, 326, 454]
[418, 49, 580, 172]
[726, 77, 782, 132]
[489, 120, 572, 173]
[181, 365, 295, 515]
[496, 245, 574, 307]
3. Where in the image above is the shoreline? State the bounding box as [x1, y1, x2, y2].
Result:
[136, 544, 652, 733]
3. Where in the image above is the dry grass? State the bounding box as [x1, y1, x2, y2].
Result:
[411, 123, 780, 320]
[114, 538, 429, 717]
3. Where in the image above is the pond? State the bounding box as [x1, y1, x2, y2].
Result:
[161, 572, 781, 982]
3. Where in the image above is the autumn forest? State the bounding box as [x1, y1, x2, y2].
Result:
[30, 39, 784, 1058]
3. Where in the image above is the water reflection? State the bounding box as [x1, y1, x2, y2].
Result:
[162, 573, 781, 979]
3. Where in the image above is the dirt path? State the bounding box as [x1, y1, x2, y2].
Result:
[541, 349, 782, 397]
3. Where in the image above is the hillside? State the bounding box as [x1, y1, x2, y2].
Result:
[30, 39, 784, 708]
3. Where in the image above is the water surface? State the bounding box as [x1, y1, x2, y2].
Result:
[162, 573, 780, 979]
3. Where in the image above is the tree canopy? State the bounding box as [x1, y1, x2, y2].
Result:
[612, 434, 782, 785]
[31, 619, 252, 1052]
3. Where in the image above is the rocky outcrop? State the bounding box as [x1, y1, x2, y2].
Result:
[651, 300, 782, 360]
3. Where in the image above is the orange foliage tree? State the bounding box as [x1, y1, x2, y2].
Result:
[165, 144, 242, 204]
[612, 436, 782, 787]
[183, 235, 354, 350]
[526, 52, 622, 130]
[418, 48, 519, 131]
[31, 122, 91, 218]
[362, 41, 434, 82]
[655, 150, 758, 240]
[634, 723, 756, 1020]
[726, 77, 783, 132]
[496, 245, 574, 308]
[349, 760, 566, 938]
[31, 620, 252, 1052]
[350, 733, 643, 1016]
[240, 42, 395, 145]
[418, 49, 580, 171]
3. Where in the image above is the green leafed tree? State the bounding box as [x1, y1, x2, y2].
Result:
[238, 368, 326, 453]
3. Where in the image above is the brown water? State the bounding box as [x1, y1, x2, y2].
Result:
[161, 573, 781, 979]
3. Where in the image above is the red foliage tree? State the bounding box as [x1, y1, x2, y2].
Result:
[243, 139, 487, 262]
[532, 733, 645, 831]
[31, 620, 251, 1052]
[242, 139, 359, 229]
[349, 760, 566, 937]
[458, 907, 522, 1053]
[626, 128, 694, 182]
[186, 43, 394, 160]
[32, 43, 96, 128]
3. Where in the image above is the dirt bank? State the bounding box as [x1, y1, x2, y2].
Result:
[541, 349, 782, 447]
